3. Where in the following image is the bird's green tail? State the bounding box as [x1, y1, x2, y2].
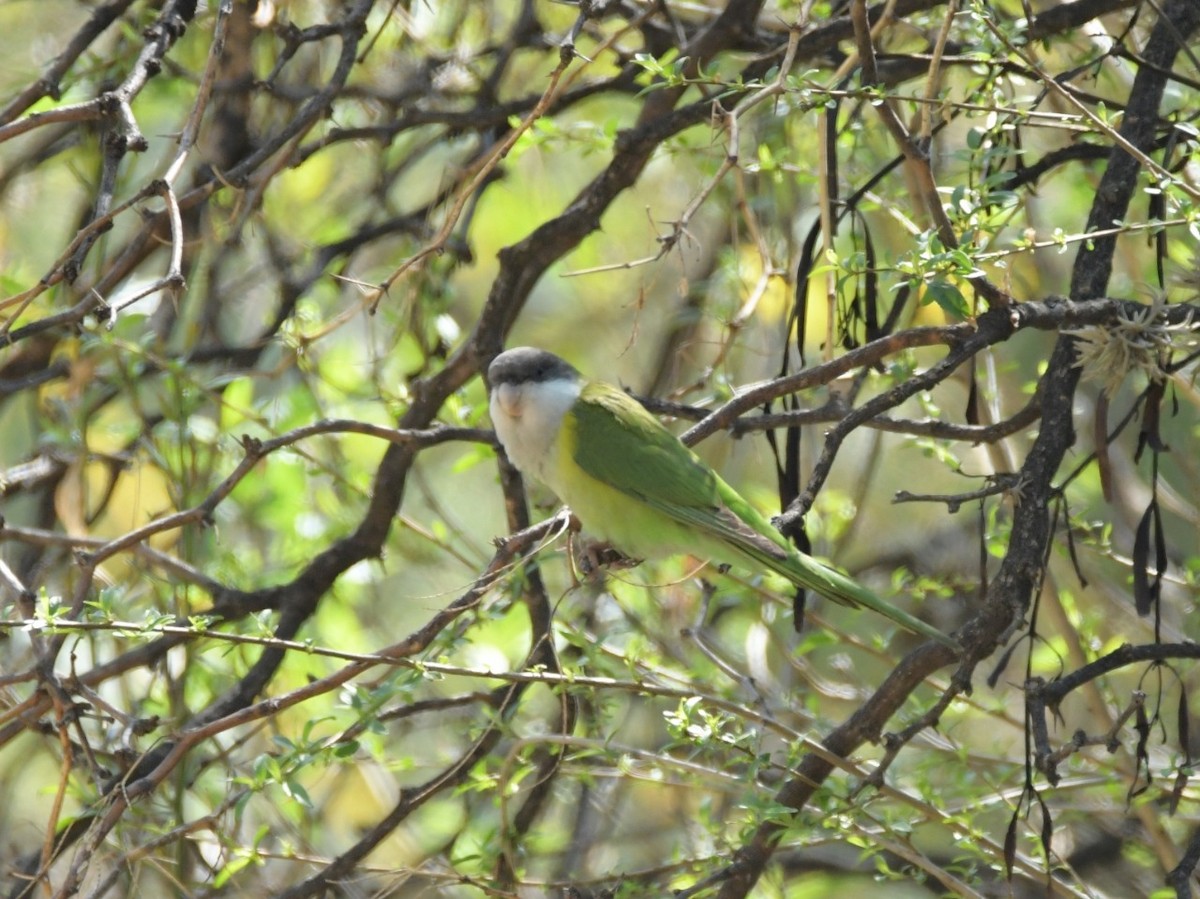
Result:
[776, 552, 959, 650]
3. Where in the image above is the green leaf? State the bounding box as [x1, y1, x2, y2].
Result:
[922, 278, 970, 318]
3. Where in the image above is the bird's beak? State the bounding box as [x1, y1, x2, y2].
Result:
[494, 383, 523, 418]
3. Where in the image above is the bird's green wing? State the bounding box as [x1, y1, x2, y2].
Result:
[572, 383, 802, 565]
[571, 382, 726, 510]
[571, 382, 959, 650]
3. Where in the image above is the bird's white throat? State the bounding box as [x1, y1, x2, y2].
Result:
[490, 377, 581, 485]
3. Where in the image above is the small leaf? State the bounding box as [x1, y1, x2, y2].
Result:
[213, 854, 257, 889]
[1153, 499, 1168, 606]
[793, 221, 820, 366]
[1094, 393, 1113, 503]
[1036, 792, 1054, 866]
[1136, 379, 1168, 460]
[862, 225, 880, 343]
[922, 278, 970, 318]
[1132, 502, 1156, 616]
[965, 367, 980, 426]
[1169, 768, 1188, 815]
[283, 778, 314, 810]
[1003, 806, 1019, 880]
[333, 740, 360, 758]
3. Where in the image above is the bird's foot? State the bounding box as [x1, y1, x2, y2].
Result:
[577, 541, 642, 578]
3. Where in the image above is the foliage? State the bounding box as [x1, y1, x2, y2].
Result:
[0, 1, 1199, 897]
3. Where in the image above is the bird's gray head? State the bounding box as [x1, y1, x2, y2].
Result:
[488, 347, 580, 388]
[488, 348, 583, 480]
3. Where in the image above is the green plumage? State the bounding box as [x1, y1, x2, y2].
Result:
[487, 346, 956, 650]
[562, 382, 957, 650]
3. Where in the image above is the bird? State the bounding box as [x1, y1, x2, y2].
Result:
[487, 346, 958, 650]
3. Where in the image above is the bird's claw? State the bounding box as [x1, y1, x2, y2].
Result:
[578, 541, 642, 578]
